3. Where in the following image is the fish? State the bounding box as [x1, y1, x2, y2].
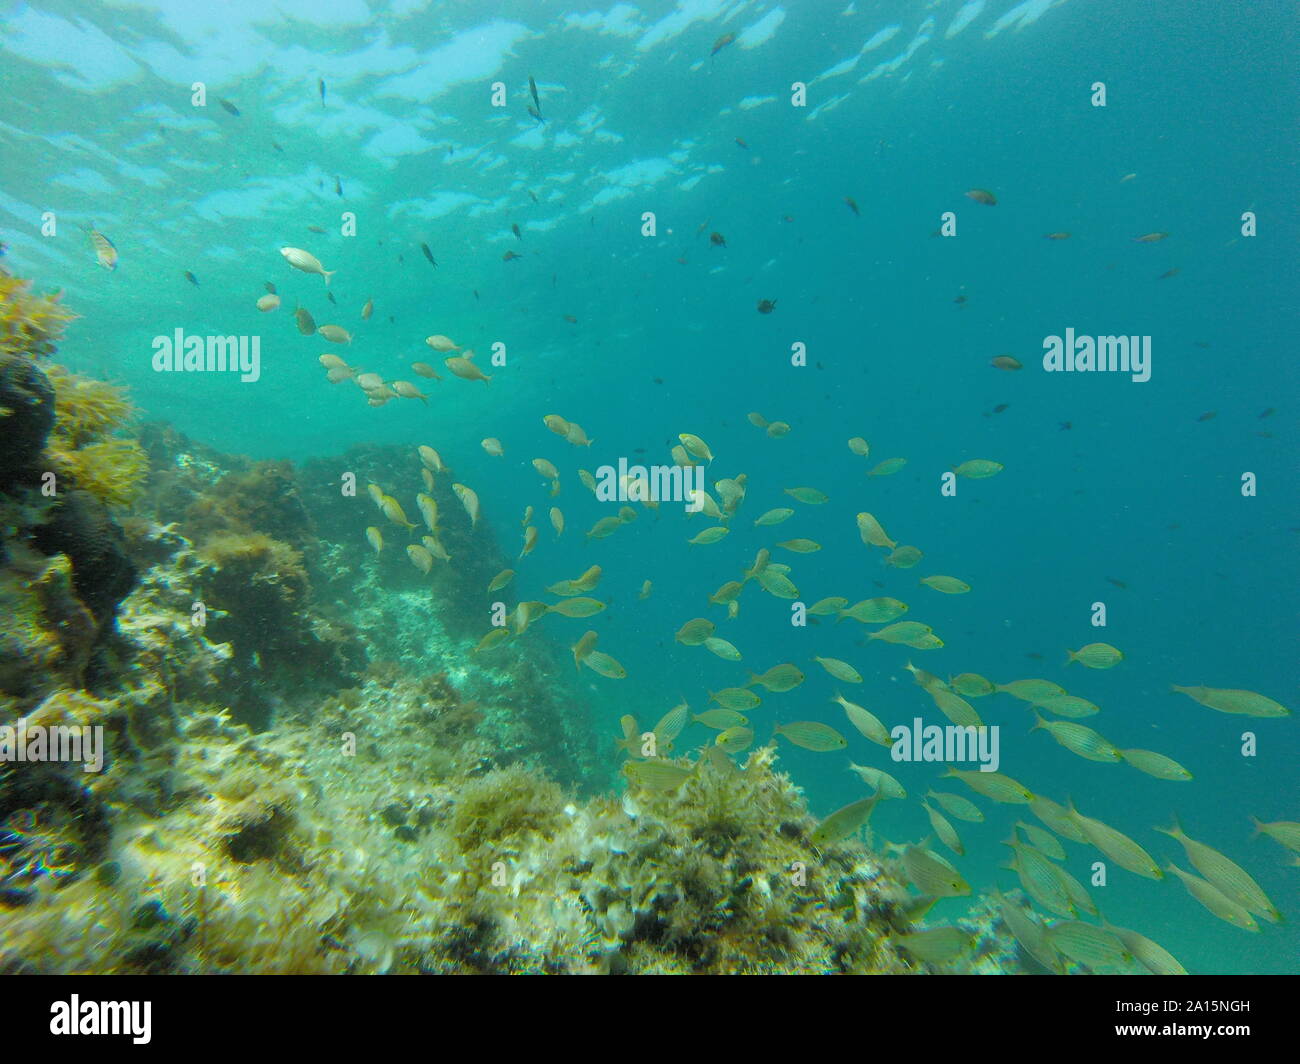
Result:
[833, 693, 892, 747]
[688, 526, 730, 546]
[839, 597, 908, 624]
[334, 176, 342, 197]
[814, 657, 861, 684]
[583, 650, 627, 680]
[867, 457, 906, 477]
[944, 767, 1033, 805]
[503, 250, 521, 262]
[1065, 642, 1123, 669]
[420, 243, 437, 267]
[623, 759, 691, 792]
[926, 790, 984, 823]
[678, 433, 713, 461]
[326, 292, 337, 305]
[379, 495, 416, 531]
[922, 801, 964, 856]
[715, 726, 754, 755]
[317, 325, 351, 344]
[1166, 862, 1259, 931]
[847, 764, 906, 800]
[183, 271, 199, 286]
[1133, 231, 1169, 242]
[410, 362, 441, 380]
[901, 846, 970, 897]
[280, 247, 335, 285]
[481, 438, 504, 457]
[856, 513, 896, 550]
[512, 223, 522, 241]
[87, 228, 118, 270]
[445, 356, 490, 382]
[774, 718, 847, 749]
[256, 294, 280, 312]
[844, 196, 859, 216]
[810, 796, 877, 847]
[487, 569, 514, 593]
[1120, 748, 1192, 781]
[965, 188, 996, 205]
[1031, 713, 1122, 763]
[549, 507, 563, 538]
[990, 355, 1022, 371]
[709, 231, 726, 248]
[885, 545, 923, 569]
[545, 597, 606, 619]
[571, 630, 598, 670]
[735, 137, 748, 149]
[1170, 685, 1290, 718]
[746, 664, 804, 693]
[1043, 922, 1133, 971]
[1044, 232, 1071, 240]
[361, 299, 373, 320]
[783, 486, 827, 505]
[951, 459, 1003, 479]
[406, 544, 434, 574]
[218, 98, 240, 116]
[710, 33, 735, 56]
[307, 225, 326, 234]
[847, 437, 870, 457]
[1067, 801, 1162, 879]
[364, 527, 383, 554]
[1155, 819, 1280, 922]
[1251, 818, 1300, 853]
[919, 575, 970, 594]
[294, 306, 316, 335]
[756, 299, 777, 314]
[675, 618, 715, 646]
[528, 75, 541, 116]
[948, 673, 995, 699]
[703, 636, 741, 661]
[318, 78, 325, 106]
[452, 483, 480, 526]
[1104, 923, 1187, 976]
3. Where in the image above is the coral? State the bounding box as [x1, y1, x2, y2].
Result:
[42, 366, 146, 507]
[0, 352, 56, 490]
[0, 274, 77, 361]
[30, 489, 137, 626]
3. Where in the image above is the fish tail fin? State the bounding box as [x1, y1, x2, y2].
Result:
[323, 269, 335, 286]
[1249, 816, 1264, 838]
[1064, 649, 1077, 666]
[1154, 816, 1183, 840]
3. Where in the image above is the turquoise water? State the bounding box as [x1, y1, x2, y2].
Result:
[2, 0, 1295, 974]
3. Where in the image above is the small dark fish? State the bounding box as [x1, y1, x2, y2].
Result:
[1260, 408, 1275, 418]
[563, 314, 577, 324]
[327, 291, 337, 305]
[1158, 268, 1180, 279]
[527, 105, 544, 124]
[335, 176, 343, 197]
[757, 299, 777, 314]
[1044, 232, 1070, 240]
[711, 33, 735, 56]
[1025, 652, 1043, 661]
[264, 282, 276, 294]
[528, 76, 541, 116]
[219, 98, 240, 116]
[318, 78, 326, 107]
[783, 215, 794, 223]
[992, 403, 1008, 414]
[1133, 232, 1168, 243]
[953, 294, 967, 305]
[528, 190, 538, 203]
[503, 250, 521, 262]
[965, 188, 996, 206]
[295, 306, 316, 335]
[990, 355, 1022, 371]
[388, 316, 395, 323]
[735, 137, 748, 149]
[1106, 578, 1128, 589]
[1197, 411, 1217, 422]
[676, 256, 687, 265]
[272, 141, 284, 153]
[844, 196, 860, 216]
[308, 224, 326, 234]
[709, 231, 726, 247]
[1059, 421, 1072, 430]
[421, 243, 437, 267]
[696, 220, 710, 238]
[183, 271, 199, 286]
[473, 289, 480, 300]
[512, 223, 522, 241]
[653, 378, 663, 385]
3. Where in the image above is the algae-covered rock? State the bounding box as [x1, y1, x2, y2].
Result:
[0, 351, 55, 490]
